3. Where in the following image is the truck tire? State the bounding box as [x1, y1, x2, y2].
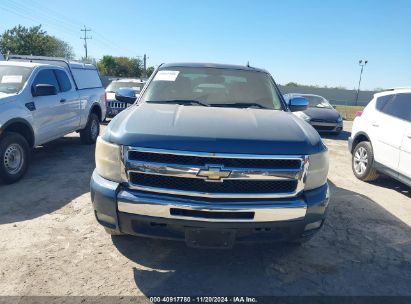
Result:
[80, 113, 100, 144]
[352, 141, 379, 181]
[0, 132, 30, 184]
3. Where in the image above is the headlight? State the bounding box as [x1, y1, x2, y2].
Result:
[305, 150, 329, 190]
[337, 116, 343, 122]
[295, 111, 311, 122]
[95, 137, 124, 183]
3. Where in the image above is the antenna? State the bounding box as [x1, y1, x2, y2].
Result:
[246, 61, 250, 67]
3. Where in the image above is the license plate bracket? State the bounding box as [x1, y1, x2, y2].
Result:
[185, 228, 235, 249]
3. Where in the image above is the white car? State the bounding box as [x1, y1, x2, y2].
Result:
[0, 55, 106, 184]
[349, 87, 411, 186]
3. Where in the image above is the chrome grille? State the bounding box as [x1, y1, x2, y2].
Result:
[107, 101, 127, 109]
[129, 173, 298, 194]
[128, 151, 302, 169]
[123, 147, 308, 199]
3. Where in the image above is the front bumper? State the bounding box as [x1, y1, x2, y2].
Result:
[106, 108, 127, 117]
[90, 170, 330, 246]
[310, 120, 343, 133]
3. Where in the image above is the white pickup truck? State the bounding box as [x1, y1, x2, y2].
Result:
[0, 55, 106, 184]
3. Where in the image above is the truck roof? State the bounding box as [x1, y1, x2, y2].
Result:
[160, 62, 269, 73]
[0, 60, 49, 68]
[6, 55, 98, 70]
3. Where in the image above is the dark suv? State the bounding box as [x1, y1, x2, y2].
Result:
[91, 63, 330, 249]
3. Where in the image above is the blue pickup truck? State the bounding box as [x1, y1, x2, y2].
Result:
[91, 63, 330, 249]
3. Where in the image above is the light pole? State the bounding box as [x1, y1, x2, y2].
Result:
[355, 59, 368, 106]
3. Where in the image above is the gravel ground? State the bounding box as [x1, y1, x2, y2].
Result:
[0, 121, 410, 296]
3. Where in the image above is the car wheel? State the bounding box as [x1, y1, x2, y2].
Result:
[80, 113, 100, 144]
[352, 141, 379, 181]
[0, 132, 30, 184]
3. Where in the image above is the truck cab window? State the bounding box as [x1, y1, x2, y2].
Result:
[54, 69, 72, 92]
[32, 69, 60, 92]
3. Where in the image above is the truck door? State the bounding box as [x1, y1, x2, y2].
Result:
[54, 69, 81, 132]
[30, 68, 63, 144]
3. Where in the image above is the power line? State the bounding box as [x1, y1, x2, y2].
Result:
[14, 0, 138, 55]
[1, 1, 145, 58]
[80, 26, 92, 60]
[1, 1, 120, 55]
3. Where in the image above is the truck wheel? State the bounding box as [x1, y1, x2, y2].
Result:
[352, 141, 379, 181]
[0, 132, 30, 184]
[80, 113, 100, 144]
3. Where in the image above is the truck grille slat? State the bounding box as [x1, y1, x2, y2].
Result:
[128, 151, 302, 169]
[107, 101, 127, 109]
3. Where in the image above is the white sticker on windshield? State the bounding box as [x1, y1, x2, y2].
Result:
[1, 75, 23, 83]
[153, 70, 179, 81]
[132, 87, 141, 91]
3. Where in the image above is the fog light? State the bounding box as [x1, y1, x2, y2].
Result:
[304, 220, 323, 231]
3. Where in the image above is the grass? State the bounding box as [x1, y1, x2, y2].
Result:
[334, 105, 365, 121]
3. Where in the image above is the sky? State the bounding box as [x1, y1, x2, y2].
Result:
[0, 0, 410, 90]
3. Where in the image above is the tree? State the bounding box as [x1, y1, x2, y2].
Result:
[97, 55, 117, 75]
[146, 66, 155, 77]
[97, 55, 143, 78]
[0, 25, 74, 59]
[285, 82, 300, 87]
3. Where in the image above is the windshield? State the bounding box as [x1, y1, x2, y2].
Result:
[141, 67, 283, 110]
[106, 81, 145, 93]
[304, 95, 333, 109]
[0, 65, 33, 94]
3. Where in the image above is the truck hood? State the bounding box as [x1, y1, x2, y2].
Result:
[105, 103, 325, 155]
[0, 93, 18, 105]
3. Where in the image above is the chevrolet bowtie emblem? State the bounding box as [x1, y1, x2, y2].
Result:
[197, 166, 231, 182]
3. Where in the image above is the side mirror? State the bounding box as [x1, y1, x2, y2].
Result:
[115, 88, 137, 104]
[32, 84, 57, 97]
[289, 96, 309, 112]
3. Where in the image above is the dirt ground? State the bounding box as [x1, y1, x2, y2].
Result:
[0, 121, 411, 297]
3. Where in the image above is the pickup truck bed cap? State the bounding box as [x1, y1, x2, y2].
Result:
[6, 55, 102, 90]
[0, 60, 48, 68]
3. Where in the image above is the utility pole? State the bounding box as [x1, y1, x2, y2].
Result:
[355, 59, 368, 106]
[143, 54, 147, 79]
[80, 25, 92, 60]
[137, 54, 149, 78]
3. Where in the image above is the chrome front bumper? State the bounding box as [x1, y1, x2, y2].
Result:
[117, 189, 307, 223]
[90, 171, 330, 241]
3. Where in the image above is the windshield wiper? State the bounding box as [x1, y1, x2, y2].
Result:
[209, 102, 269, 109]
[146, 100, 209, 107]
